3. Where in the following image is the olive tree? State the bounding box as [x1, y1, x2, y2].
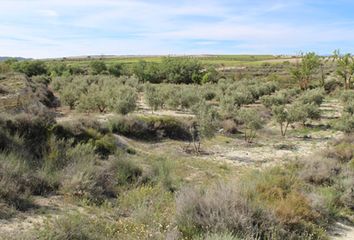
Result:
[78, 84, 110, 113]
[238, 108, 264, 143]
[290, 52, 320, 90]
[60, 84, 80, 109]
[335, 97, 354, 133]
[144, 83, 164, 112]
[189, 100, 218, 154]
[297, 88, 325, 106]
[333, 50, 354, 90]
[111, 86, 137, 115]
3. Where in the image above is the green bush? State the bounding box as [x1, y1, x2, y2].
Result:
[60, 153, 143, 204]
[90, 60, 107, 75]
[297, 89, 325, 106]
[108, 115, 191, 141]
[13, 60, 48, 77]
[237, 108, 264, 142]
[37, 213, 116, 240]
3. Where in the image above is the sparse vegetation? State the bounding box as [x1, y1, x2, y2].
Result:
[0, 53, 353, 240]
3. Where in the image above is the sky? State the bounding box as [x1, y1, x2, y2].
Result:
[1, 0, 354, 58]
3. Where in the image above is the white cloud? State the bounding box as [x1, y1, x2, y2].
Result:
[1, 0, 354, 57]
[38, 10, 59, 17]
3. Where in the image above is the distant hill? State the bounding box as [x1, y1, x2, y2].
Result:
[0, 56, 31, 61]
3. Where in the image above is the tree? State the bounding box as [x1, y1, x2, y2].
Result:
[133, 61, 161, 83]
[78, 84, 110, 113]
[189, 100, 218, 154]
[291, 52, 320, 90]
[238, 108, 264, 143]
[333, 50, 354, 90]
[297, 88, 325, 106]
[60, 84, 80, 109]
[108, 63, 123, 77]
[49, 62, 68, 77]
[160, 57, 203, 84]
[111, 86, 137, 115]
[144, 83, 164, 112]
[13, 60, 48, 77]
[90, 60, 107, 75]
[202, 66, 219, 84]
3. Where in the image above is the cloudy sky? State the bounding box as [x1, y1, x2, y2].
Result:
[1, 0, 354, 58]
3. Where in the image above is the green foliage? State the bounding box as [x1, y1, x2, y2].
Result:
[13, 60, 48, 77]
[144, 83, 164, 111]
[202, 66, 219, 84]
[160, 57, 203, 84]
[297, 88, 325, 106]
[133, 60, 162, 83]
[290, 52, 320, 90]
[37, 213, 117, 240]
[108, 115, 191, 141]
[237, 108, 264, 142]
[111, 85, 137, 115]
[49, 62, 69, 77]
[333, 50, 354, 89]
[60, 83, 80, 109]
[108, 63, 123, 77]
[334, 96, 354, 134]
[90, 60, 107, 75]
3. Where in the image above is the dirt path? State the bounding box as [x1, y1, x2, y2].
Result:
[0, 195, 86, 237]
[331, 222, 354, 240]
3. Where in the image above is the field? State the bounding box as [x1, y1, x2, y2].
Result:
[47, 54, 297, 67]
[0, 54, 353, 240]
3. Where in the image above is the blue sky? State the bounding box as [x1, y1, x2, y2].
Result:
[1, 0, 354, 58]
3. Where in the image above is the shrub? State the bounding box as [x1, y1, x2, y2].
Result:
[176, 184, 277, 239]
[195, 232, 241, 240]
[62, 156, 141, 202]
[334, 113, 354, 134]
[340, 90, 354, 103]
[108, 63, 123, 77]
[160, 57, 203, 84]
[144, 83, 164, 112]
[111, 85, 137, 115]
[297, 89, 325, 106]
[340, 178, 354, 210]
[0, 152, 55, 211]
[60, 83, 80, 109]
[221, 119, 238, 134]
[299, 157, 340, 185]
[180, 87, 201, 110]
[108, 115, 191, 141]
[151, 157, 176, 192]
[13, 60, 48, 77]
[325, 136, 354, 162]
[90, 60, 107, 75]
[93, 134, 117, 157]
[237, 108, 264, 142]
[37, 213, 115, 240]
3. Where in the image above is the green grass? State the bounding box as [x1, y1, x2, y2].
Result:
[45, 54, 294, 69]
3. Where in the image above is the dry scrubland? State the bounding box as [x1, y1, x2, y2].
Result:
[0, 54, 353, 240]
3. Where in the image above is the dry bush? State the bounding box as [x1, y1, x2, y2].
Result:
[61, 151, 142, 204]
[220, 119, 238, 134]
[340, 176, 354, 210]
[176, 184, 278, 239]
[299, 157, 341, 185]
[0, 152, 55, 212]
[324, 135, 354, 162]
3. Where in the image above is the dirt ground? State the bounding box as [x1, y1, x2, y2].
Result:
[1, 96, 353, 239]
